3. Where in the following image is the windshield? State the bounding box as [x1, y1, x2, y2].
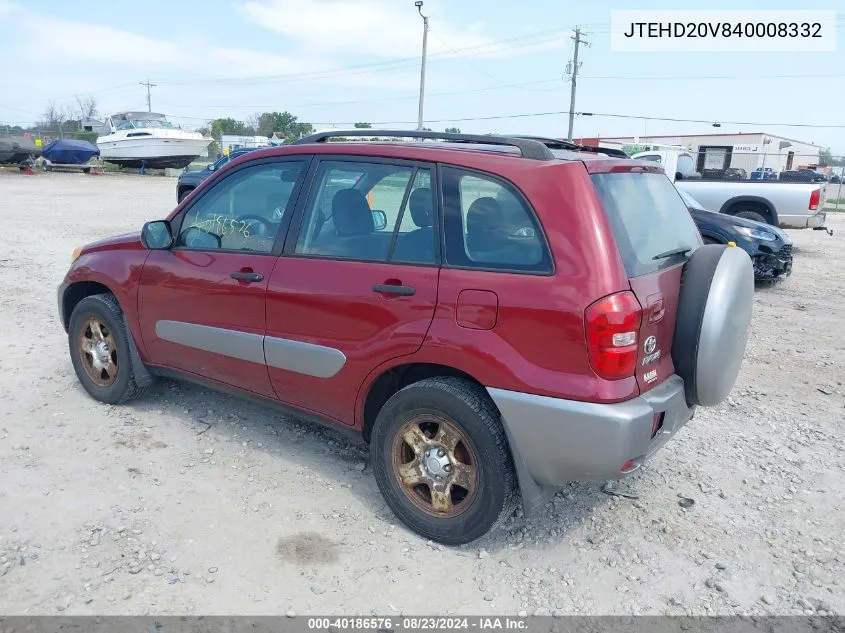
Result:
[676, 187, 707, 211]
[115, 116, 174, 131]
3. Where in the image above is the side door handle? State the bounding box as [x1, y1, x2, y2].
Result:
[230, 271, 264, 282]
[373, 283, 415, 296]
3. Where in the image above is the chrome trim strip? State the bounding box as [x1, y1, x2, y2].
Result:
[264, 337, 346, 378]
[154, 320, 346, 378]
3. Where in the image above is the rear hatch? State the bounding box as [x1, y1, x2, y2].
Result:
[590, 169, 703, 394]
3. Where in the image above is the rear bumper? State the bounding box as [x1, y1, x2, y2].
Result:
[779, 211, 827, 230]
[487, 375, 695, 486]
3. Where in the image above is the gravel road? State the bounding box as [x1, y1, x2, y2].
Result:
[0, 172, 842, 617]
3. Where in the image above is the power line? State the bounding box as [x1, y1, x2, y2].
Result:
[300, 110, 845, 128]
[579, 72, 845, 81]
[157, 77, 564, 111]
[157, 108, 845, 132]
[150, 28, 568, 88]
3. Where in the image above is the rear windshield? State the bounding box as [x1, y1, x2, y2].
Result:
[591, 172, 702, 277]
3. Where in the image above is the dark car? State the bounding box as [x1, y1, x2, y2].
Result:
[723, 167, 747, 180]
[677, 188, 793, 282]
[750, 167, 777, 181]
[780, 169, 827, 183]
[58, 129, 755, 545]
[176, 147, 260, 202]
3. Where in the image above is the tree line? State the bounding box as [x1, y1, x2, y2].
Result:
[201, 115, 462, 143]
[4, 100, 468, 147]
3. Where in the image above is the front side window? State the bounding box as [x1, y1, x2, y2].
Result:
[177, 160, 306, 252]
[440, 166, 550, 273]
[295, 160, 435, 264]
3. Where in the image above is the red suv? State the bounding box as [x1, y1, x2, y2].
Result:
[58, 131, 754, 545]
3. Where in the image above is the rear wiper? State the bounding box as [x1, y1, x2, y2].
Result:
[652, 247, 692, 260]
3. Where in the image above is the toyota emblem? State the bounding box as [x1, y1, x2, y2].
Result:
[644, 336, 657, 355]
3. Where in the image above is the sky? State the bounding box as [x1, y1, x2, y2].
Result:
[0, 0, 843, 153]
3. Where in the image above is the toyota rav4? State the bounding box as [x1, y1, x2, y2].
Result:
[58, 130, 754, 545]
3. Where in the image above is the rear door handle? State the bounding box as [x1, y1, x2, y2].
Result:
[373, 283, 415, 296]
[230, 271, 264, 282]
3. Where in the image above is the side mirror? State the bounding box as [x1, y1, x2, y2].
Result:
[141, 220, 173, 249]
[372, 209, 388, 231]
[181, 226, 222, 250]
[207, 163, 215, 171]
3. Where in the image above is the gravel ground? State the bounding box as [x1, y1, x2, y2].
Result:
[0, 171, 843, 617]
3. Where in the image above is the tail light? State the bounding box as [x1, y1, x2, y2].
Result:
[585, 291, 642, 380]
[809, 189, 820, 211]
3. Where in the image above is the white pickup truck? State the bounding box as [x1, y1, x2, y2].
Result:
[632, 147, 831, 232]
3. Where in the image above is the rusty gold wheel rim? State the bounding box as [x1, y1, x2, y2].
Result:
[77, 317, 118, 387]
[391, 413, 479, 518]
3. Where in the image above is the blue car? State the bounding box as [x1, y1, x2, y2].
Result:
[750, 167, 777, 181]
[678, 188, 793, 282]
[176, 147, 261, 202]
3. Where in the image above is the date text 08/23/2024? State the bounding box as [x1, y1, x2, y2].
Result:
[307, 617, 528, 631]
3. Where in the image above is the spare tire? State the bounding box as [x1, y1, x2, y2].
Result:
[672, 244, 754, 407]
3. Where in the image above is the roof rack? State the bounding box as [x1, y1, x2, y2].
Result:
[291, 129, 555, 161]
[512, 135, 631, 159]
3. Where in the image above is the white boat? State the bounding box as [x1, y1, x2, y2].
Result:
[96, 112, 213, 169]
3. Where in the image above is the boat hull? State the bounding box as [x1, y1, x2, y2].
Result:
[96, 136, 212, 170]
[0, 136, 40, 164]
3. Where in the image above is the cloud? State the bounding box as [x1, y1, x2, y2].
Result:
[6, 2, 416, 91]
[0, 0, 18, 19]
[237, 0, 563, 60]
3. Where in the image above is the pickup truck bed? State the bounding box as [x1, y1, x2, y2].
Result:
[676, 179, 827, 230]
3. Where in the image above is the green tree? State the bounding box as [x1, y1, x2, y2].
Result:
[254, 111, 313, 142]
[819, 147, 845, 167]
[444, 127, 461, 134]
[622, 143, 647, 156]
[354, 122, 372, 128]
[209, 117, 254, 138]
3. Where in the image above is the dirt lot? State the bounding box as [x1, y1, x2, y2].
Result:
[0, 172, 843, 617]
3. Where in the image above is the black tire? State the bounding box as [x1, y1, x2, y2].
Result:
[370, 377, 518, 545]
[734, 210, 768, 224]
[68, 294, 147, 404]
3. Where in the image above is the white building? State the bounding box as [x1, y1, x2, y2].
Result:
[589, 132, 822, 177]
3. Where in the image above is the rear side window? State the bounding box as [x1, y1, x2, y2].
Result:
[440, 166, 552, 273]
[591, 172, 701, 277]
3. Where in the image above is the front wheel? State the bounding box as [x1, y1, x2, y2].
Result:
[68, 294, 146, 404]
[370, 377, 518, 545]
[734, 210, 768, 224]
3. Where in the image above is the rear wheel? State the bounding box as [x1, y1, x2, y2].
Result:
[68, 294, 147, 404]
[370, 377, 518, 545]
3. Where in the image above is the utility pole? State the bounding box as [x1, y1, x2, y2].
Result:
[139, 80, 157, 112]
[415, 1, 429, 132]
[566, 27, 588, 142]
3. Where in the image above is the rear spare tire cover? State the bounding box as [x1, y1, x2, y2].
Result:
[672, 244, 754, 407]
